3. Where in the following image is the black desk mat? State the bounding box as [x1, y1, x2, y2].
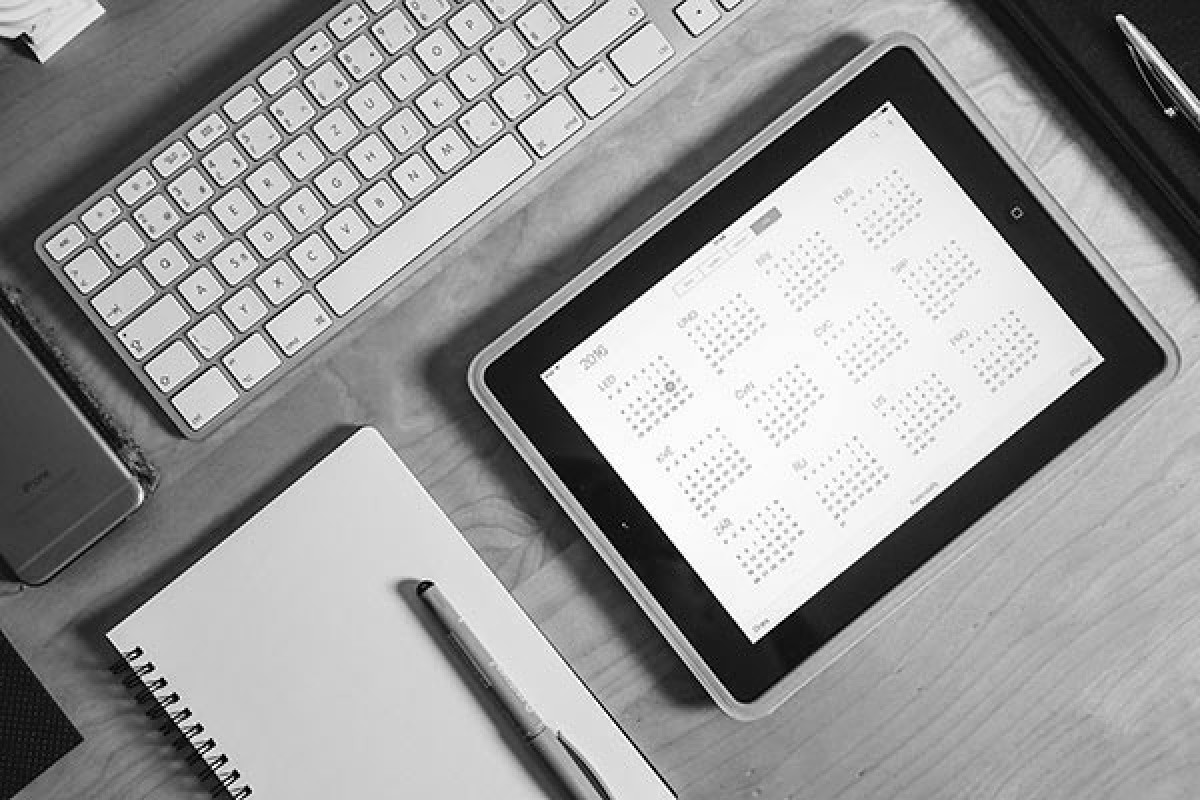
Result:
[0, 628, 81, 799]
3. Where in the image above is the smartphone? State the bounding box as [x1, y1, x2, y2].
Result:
[0, 315, 144, 584]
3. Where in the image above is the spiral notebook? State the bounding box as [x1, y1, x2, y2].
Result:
[106, 427, 673, 798]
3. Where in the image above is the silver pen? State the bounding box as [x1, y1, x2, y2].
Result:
[416, 580, 613, 800]
[1116, 14, 1200, 134]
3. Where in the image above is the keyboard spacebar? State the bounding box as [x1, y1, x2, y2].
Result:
[317, 134, 534, 316]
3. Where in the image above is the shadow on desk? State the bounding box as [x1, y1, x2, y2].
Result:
[423, 33, 871, 710]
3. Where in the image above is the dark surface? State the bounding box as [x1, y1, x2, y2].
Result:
[0, 628, 81, 799]
[983, 0, 1200, 255]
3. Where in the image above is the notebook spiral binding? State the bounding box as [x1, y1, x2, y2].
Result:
[110, 646, 252, 799]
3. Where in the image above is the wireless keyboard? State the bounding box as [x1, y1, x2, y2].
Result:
[35, 0, 756, 438]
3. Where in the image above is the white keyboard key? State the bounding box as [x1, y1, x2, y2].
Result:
[91, 267, 154, 327]
[483, 29, 527, 74]
[449, 54, 494, 100]
[179, 214, 223, 259]
[237, 115, 283, 160]
[290, 233, 337, 278]
[46, 223, 86, 261]
[339, 34, 384, 79]
[492, 74, 537, 119]
[118, 294, 189, 360]
[223, 333, 281, 389]
[517, 3, 561, 47]
[406, 0, 451, 27]
[610, 22, 674, 84]
[425, 128, 470, 172]
[223, 86, 263, 122]
[151, 141, 192, 178]
[212, 240, 259, 285]
[330, 3, 369, 39]
[168, 168, 214, 214]
[172, 367, 238, 431]
[99, 220, 146, 266]
[222, 286, 268, 332]
[325, 207, 370, 252]
[188, 113, 229, 151]
[313, 108, 360, 152]
[358, 181, 404, 224]
[295, 30, 333, 67]
[82, 195, 121, 233]
[212, 187, 257, 234]
[460, 101, 504, 145]
[280, 134, 326, 181]
[143, 241, 189, 287]
[449, 3, 493, 47]
[674, 0, 720, 35]
[247, 161, 292, 206]
[39, 0, 745, 440]
[247, 213, 293, 258]
[116, 169, 157, 207]
[257, 261, 303, 305]
[483, 0, 527, 21]
[382, 107, 427, 151]
[145, 341, 199, 393]
[270, 88, 317, 133]
[259, 58, 299, 95]
[133, 194, 179, 240]
[64, 248, 110, 294]
[305, 61, 351, 106]
[550, 0, 592, 21]
[280, 187, 327, 232]
[560, 0, 644, 67]
[266, 293, 333, 356]
[179, 267, 225, 312]
[319, 134, 533, 314]
[569, 60, 625, 117]
[518, 95, 583, 156]
[188, 314, 234, 359]
[526, 49, 569, 92]
[380, 55, 426, 100]
[393, 153, 437, 198]
[202, 140, 250, 186]
[348, 134, 394, 179]
[416, 81, 461, 126]
[315, 160, 361, 205]
[415, 29, 460, 74]
[347, 81, 393, 127]
[371, 9, 417, 54]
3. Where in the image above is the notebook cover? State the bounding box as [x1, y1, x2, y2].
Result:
[983, 0, 1200, 249]
[106, 427, 673, 799]
[0, 629, 82, 800]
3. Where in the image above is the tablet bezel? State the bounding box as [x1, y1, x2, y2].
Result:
[470, 35, 1177, 719]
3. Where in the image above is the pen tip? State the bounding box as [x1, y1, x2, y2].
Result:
[416, 580, 434, 594]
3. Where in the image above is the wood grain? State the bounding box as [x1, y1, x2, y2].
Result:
[2, 1, 1199, 798]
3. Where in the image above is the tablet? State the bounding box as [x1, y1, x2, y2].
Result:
[469, 35, 1177, 719]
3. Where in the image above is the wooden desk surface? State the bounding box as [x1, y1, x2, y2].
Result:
[3, 1, 1199, 797]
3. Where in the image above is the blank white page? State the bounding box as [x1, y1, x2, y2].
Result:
[108, 427, 672, 798]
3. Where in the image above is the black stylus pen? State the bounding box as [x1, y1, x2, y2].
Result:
[416, 580, 613, 800]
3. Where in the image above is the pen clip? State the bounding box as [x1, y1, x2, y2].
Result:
[556, 731, 615, 800]
[1126, 43, 1180, 120]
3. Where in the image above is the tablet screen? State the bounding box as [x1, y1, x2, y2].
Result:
[541, 102, 1102, 643]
